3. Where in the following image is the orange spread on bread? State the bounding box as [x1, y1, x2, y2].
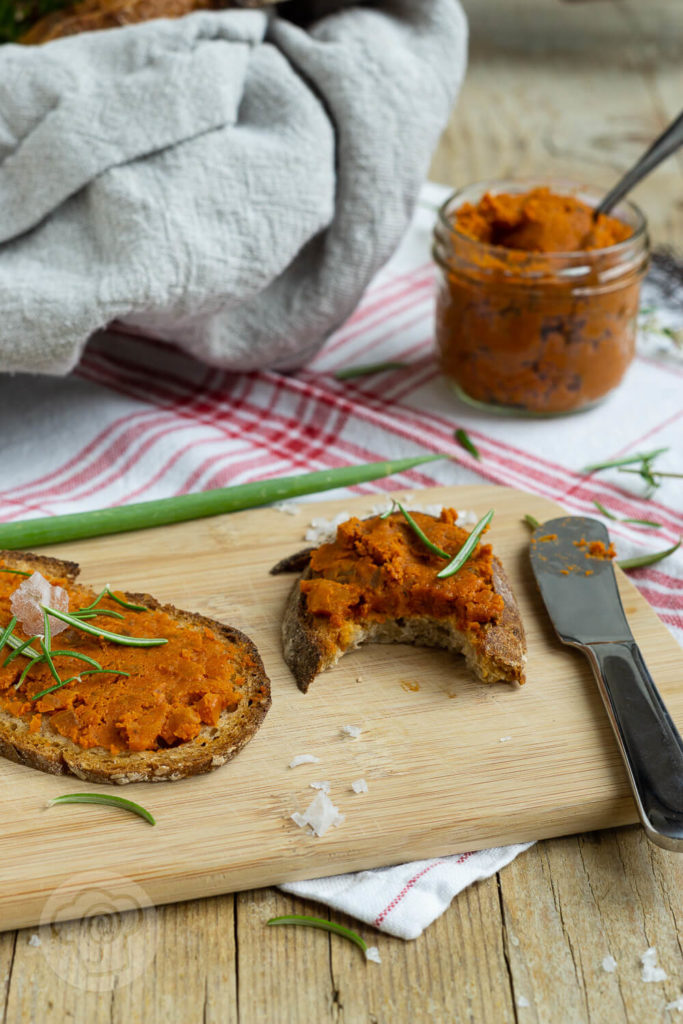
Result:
[300, 509, 504, 632]
[0, 567, 254, 755]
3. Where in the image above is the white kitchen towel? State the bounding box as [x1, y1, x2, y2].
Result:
[281, 844, 535, 940]
[0, 0, 466, 376]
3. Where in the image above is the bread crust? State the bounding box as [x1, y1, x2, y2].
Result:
[0, 551, 271, 784]
[281, 554, 526, 692]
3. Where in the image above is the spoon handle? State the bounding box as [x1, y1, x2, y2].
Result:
[594, 108, 683, 218]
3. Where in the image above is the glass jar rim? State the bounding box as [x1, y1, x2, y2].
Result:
[435, 177, 648, 262]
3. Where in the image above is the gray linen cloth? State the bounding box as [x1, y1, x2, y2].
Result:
[0, 1, 466, 375]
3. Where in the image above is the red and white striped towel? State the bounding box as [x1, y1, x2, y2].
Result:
[0, 182, 680, 938]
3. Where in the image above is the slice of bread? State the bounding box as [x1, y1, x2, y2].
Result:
[0, 551, 271, 784]
[276, 513, 526, 692]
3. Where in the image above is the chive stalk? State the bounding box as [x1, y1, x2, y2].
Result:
[0, 455, 443, 549]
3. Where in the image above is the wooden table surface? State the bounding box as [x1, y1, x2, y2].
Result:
[2, 1, 681, 1020]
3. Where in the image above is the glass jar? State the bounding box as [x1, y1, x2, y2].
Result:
[433, 179, 650, 416]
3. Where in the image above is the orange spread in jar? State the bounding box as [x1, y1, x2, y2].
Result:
[453, 187, 631, 254]
[300, 509, 503, 636]
[0, 567, 255, 755]
[434, 186, 647, 415]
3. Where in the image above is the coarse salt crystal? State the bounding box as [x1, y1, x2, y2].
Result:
[499, 736, 512, 743]
[341, 725, 362, 739]
[304, 512, 351, 545]
[665, 995, 683, 1012]
[601, 955, 617, 973]
[309, 781, 331, 793]
[289, 754, 321, 768]
[10, 572, 69, 638]
[351, 779, 368, 794]
[517, 996, 530, 1008]
[291, 790, 345, 837]
[365, 946, 381, 964]
[28, 934, 41, 947]
[640, 947, 667, 983]
[509, 934, 520, 947]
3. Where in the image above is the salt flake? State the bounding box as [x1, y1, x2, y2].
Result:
[10, 572, 69, 638]
[365, 946, 381, 964]
[351, 778, 368, 794]
[341, 725, 362, 739]
[290, 790, 344, 837]
[289, 754, 321, 768]
[28, 934, 41, 948]
[601, 955, 617, 973]
[309, 781, 331, 793]
[499, 736, 512, 743]
[640, 947, 667, 983]
[665, 995, 683, 1012]
[517, 995, 530, 1008]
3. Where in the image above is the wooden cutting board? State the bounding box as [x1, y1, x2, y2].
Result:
[1, 485, 680, 932]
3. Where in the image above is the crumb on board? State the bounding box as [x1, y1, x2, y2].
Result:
[289, 754, 321, 768]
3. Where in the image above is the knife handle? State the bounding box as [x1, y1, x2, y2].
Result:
[582, 640, 683, 851]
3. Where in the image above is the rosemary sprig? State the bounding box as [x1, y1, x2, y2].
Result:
[593, 500, 662, 528]
[618, 538, 681, 571]
[581, 448, 668, 473]
[48, 793, 156, 826]
[437, 510, 494, 579]
[41, 606, 167, 647]
[0, 455, 443, 549]
[454, 428, 480, 460]
[334, 361, 408, 380]
[618, 469, 683, 481]
[32, 667, 129, 702]
[266, 915, 375, 960]
[394, 502, 450, 559]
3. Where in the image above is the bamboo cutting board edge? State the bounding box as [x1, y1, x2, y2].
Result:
[0, 484, 680, 933]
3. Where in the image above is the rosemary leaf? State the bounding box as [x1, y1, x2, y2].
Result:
[4, 635, 40, 667]
[0, 455, 443, 549]
[437, 510, 494, 579]
[16, 655, 45, 691]
[617, 538, 681, 571]
[105, 588, 148, 612]
[395, 502, 450, 559]
[523, 514, 540, 529]
[41, 606, 166, 647]
[334, 361, 408, 380]
[32, 667, 129, 702]
[593, 500, 662, 528]
[47, 650, 103, 670]
[74, 609, 126, 621]
[0, 568, 30, 577]
[454, 428, 480, 460]
[41, 609, 61, 685]
[266, 915, 370, 957]
[48, 793, 156, 826]
[0, 617, 17, 653]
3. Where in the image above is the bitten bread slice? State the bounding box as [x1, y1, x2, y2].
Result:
[0, 551, 271, 784]
[276, 511, 526, 692]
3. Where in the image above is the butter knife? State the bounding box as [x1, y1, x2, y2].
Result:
[529, 515, 683, 851]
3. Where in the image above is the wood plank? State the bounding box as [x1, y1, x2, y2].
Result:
[0, 484, 681, 933]
[499, 828, 683, 1023]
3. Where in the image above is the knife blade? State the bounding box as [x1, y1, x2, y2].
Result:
[529, 515, 683, 851]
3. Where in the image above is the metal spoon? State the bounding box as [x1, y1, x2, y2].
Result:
[594, 108, 683, 218]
